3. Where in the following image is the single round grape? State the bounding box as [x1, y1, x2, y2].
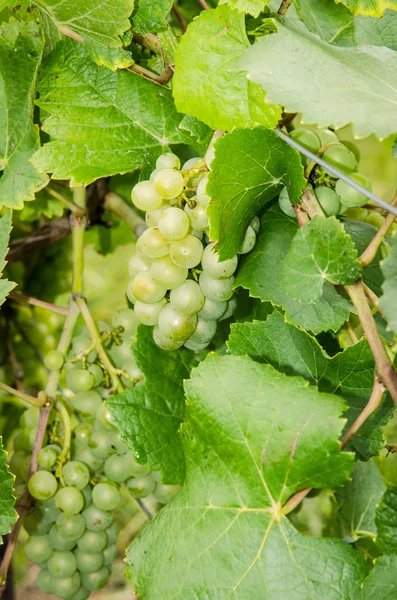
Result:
[39, 497, 59, 523]
[54, 572, 81, 600]
[187, 318, 216, 345]
[131, 180, 163, 211]
[88, 431, 111, 459]
[74, 587, 90, 600]
[92, 482, 121, 511]
[153, 326, 184, 351]
[322, 144, 358, 174]
[66, 369, 94, 393]
[185, 202, 209, 231]
[75, 448, 103, 473]
[95, 404, 115, 430]
[199, 272, 234, 302]
[77, 529, 108, 553]
[150, 256, 188, 289]
[335, 173, 372, 208]
[62, 461, 90, 490]
[19, 406, 40, 429]
[316, 129, 338, 146]
[156, 152, 180, 171]
[108, 432, 128, 455]
[158, 206, 190, 241]
[15, 427, 36, 452]
[278, 187, 296, 218]
[250, 216, 260, 235]
[55, 487, 84, 516]
[82, 505, 113, 531]
[127, 475, 156, 498]
[124, 451, 149, 477]
[81, 485, 92, 507]
[48, 550, 77, 579]
[103, 544, 117, 566]
[72, 391, 102, 419]
[88, 363, 103, 387]
[44, 349, 64, 371]
[104, 454, 130, 483]
[24, 509, 52, 536]
[74, 548, 104, 573]
[169, 235, 203, 269]
[146, 207, 166, 227]
[197, 297, 227, 321]
[28, 471, 57, 500]
[36, 569, 54, 594]
[112, 308, 138, 336]
[184, 338, 210, 351]
[290, 128, 321, 154]
[134, 299, 166, 326]
[158, 305, 198, 342]
[128, 253, 152, 278]
[130, 272, 167, 304]
[71, 335, 94, 357]
[10, 450, 28, 477]
[105, 521, 120, 545]
[345, 207, 369, 221]
[154, 483, 180, 504]
[136, 227, 169, 259]
[182, 156, 201, 170]
[314, 186, 341, 216]
[202, 242, 238, 279]
[154, 169, 184, 199]
[196, 176, 210, 205]
[109, 341, 133, 364]
[73, 423, 92, 447]
[169, 280, 205, 315]
[365, 212, 385, 229]
[25, 534, 53, 564]
[240, 226, 256, 254]
[219, 295, 238, 321]
[56, 513, 85, 541]
[48, 525, 77, 551]
[37, 446, 57, 469]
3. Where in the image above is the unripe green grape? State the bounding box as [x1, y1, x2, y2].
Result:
[73, 423, 92, 447]
[278, 187, 296, 218]
[219, 296, 238, 321]
[111, 308, 138, 336]
[81, 485, 92, 507]
[153, 326, 184, 351]
[131, 180, 163, 211]
[344, 207, 369, 221]
[109, 341, 133, 364]
[74, 587, 90, 600]
[108, 432, 128, 455]
[72, 391, 102, 419]
[124, 451, 149, 477]
[95, 404, 115, 431]
[127, 475, 156, 498]
[186, 318, 216, 345]
[88, 431, 111, 459]
[62, 461, 90, 490]
[196, 176, 210, 205]
[15, 427, 36, 452]
[88, 363, 103, 387]
[154, 483, 180, 504]
[44, 349, 64, 371]
[103, 543, 118, 566]
[197, 297, 227, 321]
[136, 227, 169, 259]
[24, 511, 52, 536]
[130, 272, 167, 304]
[55, 487, 84, 516]
[250, 216, 260, 234]
[151, 256, 188, 290]
[146, 207, 166, 227]
[92, 482, 121, 511]
[169, 235, 203, 269]
[77, 529, 107, 553]
[37, 446, 58, 469]
[39, 497, 59, 523]
[74, 548, 104, 573]
[28, 471, 58, 500]
[202, 242, 238, 279]
[158, 206, 190, 241]
[182, 157, 201, 170]
[82, 505, 113, 531]
[185, 202, 209, 231]
[365, 212, 385, 229]
[10, 450, 28, 476]
[149, 168, 161, 181]
[156, 152, 181, 170]
[154, 169, 184, 199]
[48, 550, 77, 578]
[290, 128, 321, 154]
[105, 520, 120, 545]
[158, 305, 198, 342]
[104, 453, 130, 483]
[75, 448, 103, 473]
[184, 338, 210, 351]
[199, 272, 234, 302]
[134, 299, 166, 326]
[169, 280, 204, 315]
[48, 525, 77, 551]
[314, 186, 341, 216]
[316, 129, 338, 146]
[25, 534, 54, 564]
[240, 226, 256, 254]
[128, 253, 152, 278]
[335, 173, 372, 208]
[322, 144, 357, 174]
[56, 513, 85, 541]
[19, 406, 40, 429]
[66, 369, 94, 393]
[54, 572, 81, 600]
[36, 569, 54, 594]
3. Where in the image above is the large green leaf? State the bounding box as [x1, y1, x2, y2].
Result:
[379, 235, 397, 335]
[0, 212, 16, 307]
[235, 206, 353, 334]
[334, 0, 397, 16]
[282, 216, 361, 303]
[355, 9, 397, 50]
[31, 40, 196, 186]
[173, 6, 281, 132]
[219, 0, 267, 17]
[107, 326, 194, 484]
[132, 0, 173, 35]
[239, 19, 397, 139]
[343, 219, 384, 296]
[0, 437, 17, 542]
[228, 312, 393, 459]
[128, 354, 365, 599]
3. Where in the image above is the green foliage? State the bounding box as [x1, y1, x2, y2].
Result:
[380, 235, 397, 335]
[132, 0, 173, 35]
[0, 437, 17, 543]
[334, 0, 397, 17]
[0, 212, 16, 306]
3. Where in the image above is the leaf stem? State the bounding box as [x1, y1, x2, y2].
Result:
[0, 382, 46, 408]
[362, 283, 384, 317]
[55, 398, 71, 481]
[300, 186, 324, 217]
[71, 186, 86, 295]
[46, 186, 85, 216]
[129, 63, 173, 85]
[197, 0, 210, 9]
[8, 291, 69, 316]
[103, 192, 146, 236]
[278, 0, 294, 14]
[359, 193, 397, 268]
[293, 205, 309, 226]
[172, 5, 187, 32]
[340, 379, 385, 447]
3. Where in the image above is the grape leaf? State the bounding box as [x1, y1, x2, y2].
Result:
[128, 354, 366, 599]
[31, 40, 197, 186]
[282, 216, 361, 303]
[294, 0, 355, 45]
[239, 19, 397, 139]
[228, 312, 393, 459]
[334, 0, 397, 16]
[0, 437, 17, 542]
[207, 127, 306, 259]
[173, 6, 281, 132]
[343, 219, 384, 296]
[355, 9, 397, 51]
[132, 0, 173, 35]
[0, 212, 16, 307]
[107, 326, 194, 484]
[219, 0, 267, 18]
[0, 20, 48, 209]
[235, 206, 353, 334]
[17, 189, 64, 223]
[379, 234, 397, 335]
[82, 38, 134, 71]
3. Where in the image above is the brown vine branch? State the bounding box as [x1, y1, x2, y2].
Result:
[103, 192, 146, 237]
[0, 382, 46, 408]
[8, 292, 69, 316]
[129, 63, 173, 85]
[362, 283, 384, 317]
[197, 0, 210, 9]
[172, 5, 187, 32]
[7, 216, 71, 263]
[359, 193, 397, 268]
[278, 0, 294, 14]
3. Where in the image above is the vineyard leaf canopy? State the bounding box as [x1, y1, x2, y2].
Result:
[32, 40, 196, 186]
[219, 0, 267, 18]
[239, 18, 397, 139]
[131, 0, 173, 35]
[334, 0, 397, 17]
[379, 234, 397, 335]
[0, 437, 17, 543]
[172, 6, 281, 132]
[207, 127, 306, 259]
[128, 354, 366, 599]
[0, 213, 16, 307]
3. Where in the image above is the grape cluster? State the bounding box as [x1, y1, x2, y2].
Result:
[279, 128, 373, 218]
[127, 153, 259, 351]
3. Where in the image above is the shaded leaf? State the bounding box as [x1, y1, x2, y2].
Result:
[379, 234, 397, 335]
[219, 0, 267, 18]
[132, 0, 173, 35]
[334, 0, 397, 17]
[0, 212, 16, 307]
[0, 437, 17, 542]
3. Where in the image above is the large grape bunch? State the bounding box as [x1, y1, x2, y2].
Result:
[9, 309, 179, 600]
[127, 153, 259, 351]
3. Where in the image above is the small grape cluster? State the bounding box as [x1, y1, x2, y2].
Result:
[10, 309, 178, 600]
[279, 128, 373, 218]
[127, 153, 259, 351]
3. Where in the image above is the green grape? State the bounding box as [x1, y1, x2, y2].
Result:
[151, 258, 188, 292]
[278, 187, 296, 218]
[290, 128, 321, 154]
[199, 272, 234, 302]
[153, 169, 184, 199]
[19, 406, 40, 428]
[73, 423, 92, 447]
[316, 129, 338, 146]
[124, 451, 149, 477]
[105, 520, 120, 545]
[66, 368, 94, 393]
[28, 471, 58, 500]
[146, 207, 166, 227]
[134, 299, 166, 326]
[48, 525, 77, 551]
[48, 550, 77, 578]
[95, 404, 115, 431]
[182, 156, 201, 170]
[88, 363, 103, 387]
[158, 305, 197, 342]
[130, 272, 167, 304]
[104, 454, 130, 483]
[128, 253, 152, 278]
[186, 318, 216, 345]
[55, 487, 84, 516]
[77, 529, 108, 553]
[75, 448, 103, 473]
[103, 543, 117, 566]
[81, 485, 92, 507]
[158, 207, 190, 241]
[56, 513, 85, 541]
[169, 280, 205, 316]
[314, 186, 341, 216]
[74, 587, 90, 600]
[365, 212, 385, 229]
[72, 390, 102, 418]
[335, 173, 372, 208]
[82, 505, 113, 531]
[169, 235, 203, 269]
[39, 498, 59, 523]
[184, 338, 209, 351]
[109, 341, 133, 364]
[153, 326, 184, 351]
[10, 450, 29, 476]
[19, 454, 32, 481]
[15, 427, 36, 452]
[37, 446, 58, 469]
[322, 144, 358, 174]
[74, 548, 104, 573]
[127, 475, 156, 498]
[219, 296, 238, 321]
[54, 572, 81, 600]
[250, 216, 260, 235]
[202, 242, 238, 279]
[108, 432, 128, 455]
[62, 461, 90, 490]
[136, 227, 169, 259]
[154, 482, 181, 504]
[92, 482, 121, 511]
[36, 569, 54, 594]
[196, 176, 210, 205]
[240, 226, 256, 254]
[44, 349, 64, 371]
[111, 308, 138, 336]
[344, 207, 369, 221]
[185, 202, 209, 231]
[156, 152, 180, 171]
[25, 534, 54, 564]
[71, 335, 94, 357]
[131, 180, 163, 211]
[88, 431, 111, 459]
